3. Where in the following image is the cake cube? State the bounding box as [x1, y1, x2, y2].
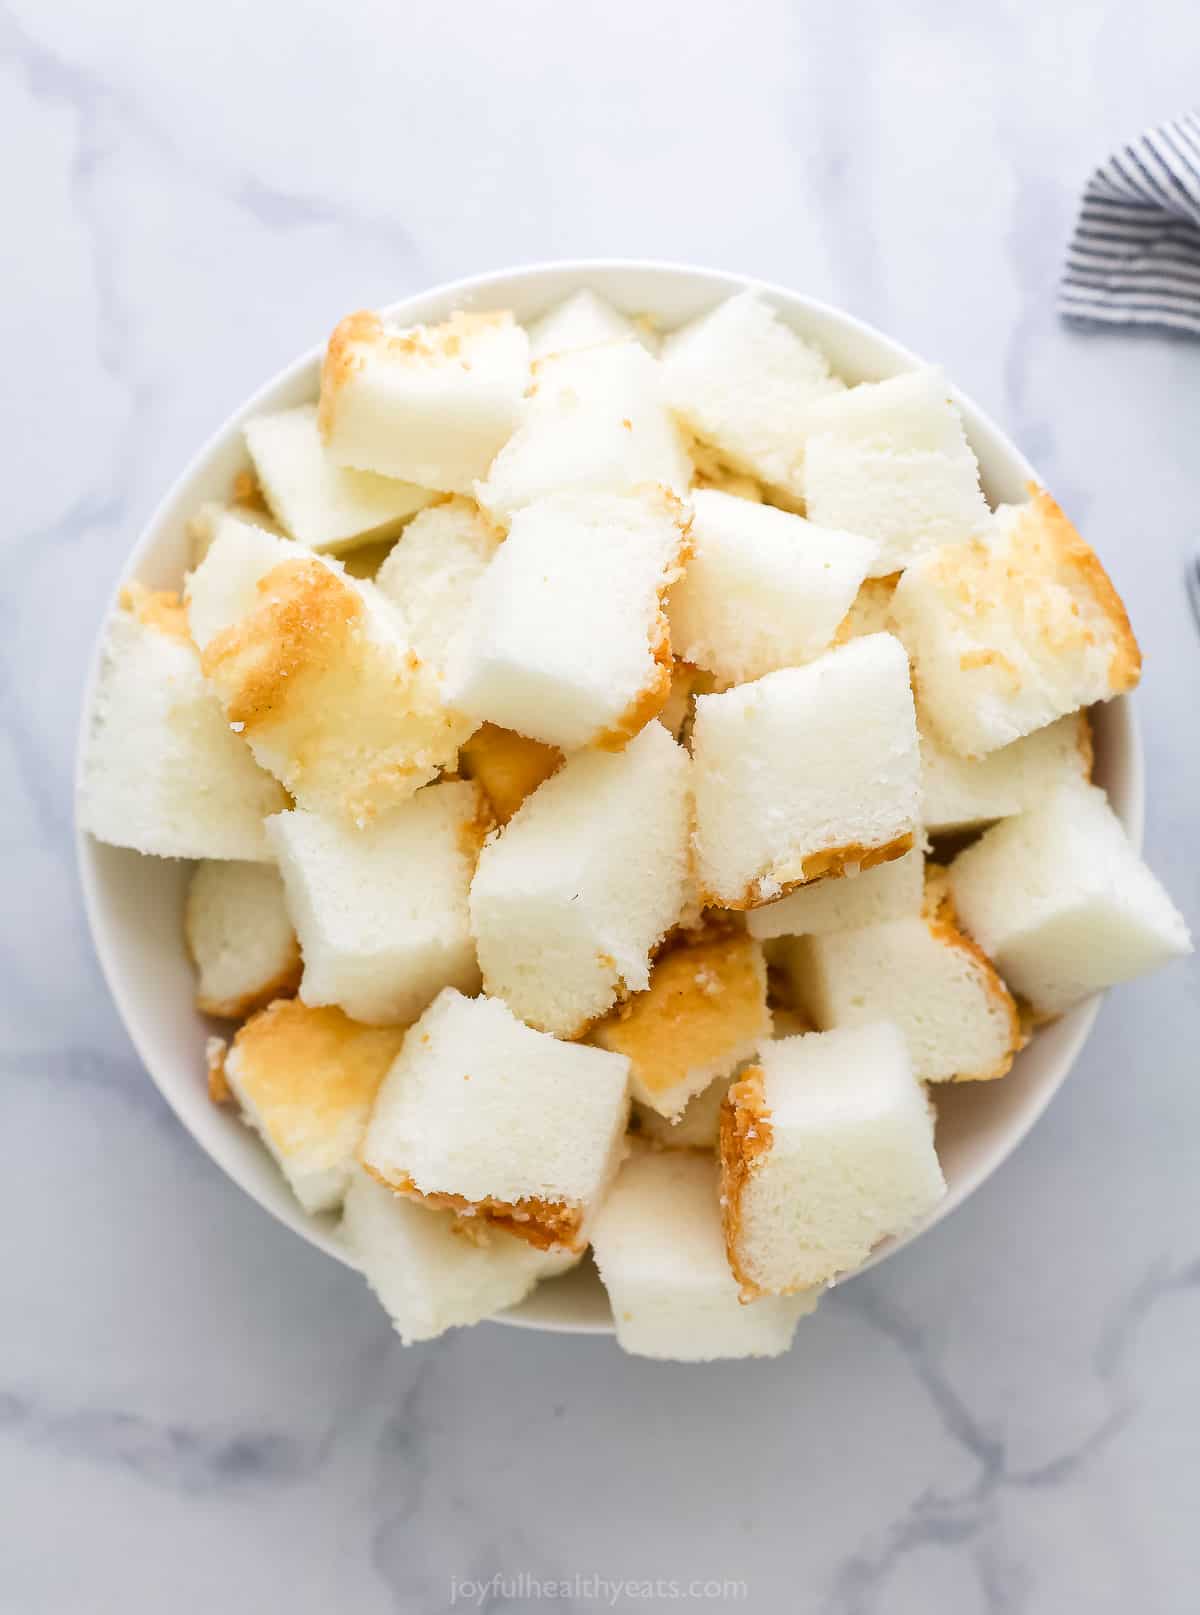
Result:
[784, 881, 1021, 1082]
[266, 779, 486, 1026]
[949, 781, 1191, 1017]
[469, 721, 692, 1037]
[631, 1074, 731, 1150]
[691, 634, 920, 908]
[360, 988, 630, 1252]
[186, 513, 467, 823]
[243, 403, 434, 552]
[667, 489, 879, 684]
[185, 860, 301, 1018]
[526, 288, 649, 358]
[814, 451, 983, 574]
[318, 309, 529, 493]
[373, 497, 503, 693]
[222, 999, 407, 1215]
[921, 712, 1092, 834]
[890, 488, 1142, 757]
[834, 574, 899, 644]
[804, 369, 992, 576]
[476, 340, 691, 522]
[342, 1172, 558, 1344]
[78, 582, 288, 860]
[660, 291, 844, 500]
[591, 1147, 818, 1360]
[719, 1023, 946, 1296]
[808, 367, 973, 453]
[591, 927, 770, 1119]
[458, 723, 562, 825]
[446, 487, 692, 751]
[747, 847, 924, 941]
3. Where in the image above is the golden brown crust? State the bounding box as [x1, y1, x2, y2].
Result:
[1022, 486, 1141, 692]
[594, 491, 695, 751]
[718, 1065, 774, 1301]
[923, 874, 1022, 1082]
[708, 831, 916, 912]
[594, 651, 673, 751]
[201, 558, 360, 731]
[199, 555, 460, 821]
[796, 831, 916, 885]
[362, 1162, 584, 1253]
[958, 646, 1018, 678]
[458, 724, 563, 824]
[195, 944, 304, 1022]
[206, 1037, 233, 1106]
[119, 582, 191, 643]
[320, 310, 516, 438]
[473, 968, 615, 1044]
[318, 310, 382, 439]
[536, 956, 638, 1044]
[590, 928, 769, 1104]
[229, 1000, 407, 1149]
[384, 309, 511, 364]
[921, 486, 1142, 723]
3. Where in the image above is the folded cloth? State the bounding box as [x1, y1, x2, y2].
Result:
[1060, 112, 1200, 336]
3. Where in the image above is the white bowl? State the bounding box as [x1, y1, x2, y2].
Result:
[76, 260, 1143, 1335]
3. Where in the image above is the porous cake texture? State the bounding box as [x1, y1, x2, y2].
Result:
[591, 1147, 818, 1361]
[949, 782, 1191, 1017]
[691, 634, 920, 908]
[470, 721, 692, 1037]
[360, 988, 631, 1252]
[719, 1023, 945, 1297]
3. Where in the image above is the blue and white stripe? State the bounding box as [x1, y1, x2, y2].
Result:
[1060, 111, 1200, 336]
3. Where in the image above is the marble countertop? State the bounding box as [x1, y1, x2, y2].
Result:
[4, 2, 1199, 1609]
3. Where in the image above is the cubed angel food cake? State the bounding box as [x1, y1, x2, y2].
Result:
[186, 513, 467, 824]
[690, 635, 921, 908]
[360, 989, 630, 1253]
[318, 309, 529, 492]
[76, 283, 1190, 1363]
[446, 486, 692, 752]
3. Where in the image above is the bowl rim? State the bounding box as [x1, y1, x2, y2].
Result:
[75, 256, 1144, 1336]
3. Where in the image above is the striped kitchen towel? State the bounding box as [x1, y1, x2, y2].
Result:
[1060, 111, 1200, 336]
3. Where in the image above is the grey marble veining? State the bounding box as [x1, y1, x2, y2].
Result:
[3, 1, 1199, 1609]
